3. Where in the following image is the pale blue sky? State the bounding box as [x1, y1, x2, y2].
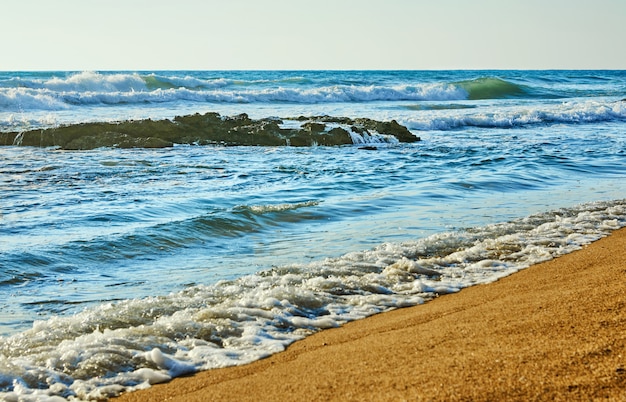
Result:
[2, 0, 625, 70]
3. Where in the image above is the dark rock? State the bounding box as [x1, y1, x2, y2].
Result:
[354, 118, 420, 143]
[63, 133, 173, 150]
[350, 125, 367, 134]
[301, 122, 326, 133]
[3, 112, 420, 149]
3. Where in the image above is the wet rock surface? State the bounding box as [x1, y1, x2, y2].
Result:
[1, 112, 420, 150]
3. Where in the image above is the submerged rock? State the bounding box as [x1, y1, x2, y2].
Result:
[0, 112, 420, 150]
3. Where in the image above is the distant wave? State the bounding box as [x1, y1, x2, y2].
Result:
[455, 77, 528, 100]
[143, 74, 232, 90]
[0, 72, 314, 95]
[0, 72, 571, 112]
[0, 84, 466, 111]
[144, 74, 315, 90]
[0, 88, 69, 111]
[404, 100, 626, 130]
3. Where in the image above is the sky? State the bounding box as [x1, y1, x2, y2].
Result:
[2, 0, 625, 71]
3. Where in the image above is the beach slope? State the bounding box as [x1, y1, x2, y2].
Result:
[115, 228, 626, 401]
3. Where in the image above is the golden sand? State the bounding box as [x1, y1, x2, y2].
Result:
[115, 228, 626, 401]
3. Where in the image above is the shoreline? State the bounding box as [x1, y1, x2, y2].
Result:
[115, 228, 626, 401]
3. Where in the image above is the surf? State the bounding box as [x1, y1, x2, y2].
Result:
[1, 200, 625, 401]
[455, 77, 527, 100]
[403, 99, 626, 130]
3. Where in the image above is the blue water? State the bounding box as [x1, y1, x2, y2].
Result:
[1, 70, 626, 401]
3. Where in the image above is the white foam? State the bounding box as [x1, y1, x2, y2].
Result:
[403, 100, 626, 131]
[44, 71, 147, 93]
[347, 128, 400, 145]
[240, 200, 320, 214]
[277, 120, 401, 145]
[0, 88, 68, 111]
[0, 77, 467, 113]
[1, 199, 625, 401]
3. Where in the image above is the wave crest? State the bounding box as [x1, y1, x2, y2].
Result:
[2, 200, 625, 400]
[404, 100, 626, 130]
[0, 71, 596, 116]
[456, 77, 527, 100]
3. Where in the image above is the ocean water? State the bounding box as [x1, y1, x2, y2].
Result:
[1, 70, 626, 400]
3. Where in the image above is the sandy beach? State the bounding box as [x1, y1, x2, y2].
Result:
[115, 227, 626, 402]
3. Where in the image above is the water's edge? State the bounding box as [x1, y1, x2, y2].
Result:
[2, 199, 625, 401]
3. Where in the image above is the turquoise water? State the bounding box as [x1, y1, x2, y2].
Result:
[1, 70, 626, 401]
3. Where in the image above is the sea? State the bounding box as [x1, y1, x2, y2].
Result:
[1, 70, 625, 401]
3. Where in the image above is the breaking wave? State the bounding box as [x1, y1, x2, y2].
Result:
[0, 72, 578, 113]
[1, 199, 625, 401]
[404, 100, 626, 130]
[456, 77, 528, 100]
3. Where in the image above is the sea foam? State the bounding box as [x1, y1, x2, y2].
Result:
[404, 100, 626, 130]
[1, 199, 625, 401]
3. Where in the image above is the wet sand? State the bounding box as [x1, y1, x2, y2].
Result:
[115, 228, 626, 401]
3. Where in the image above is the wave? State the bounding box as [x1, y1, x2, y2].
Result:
[1, 200, 326, 289]
[0, 71, 147, 96]
[455, 77, 528, 100]
[143, 74, 233, 91]
[0, 72, 318, 92]
[236, 200, 321, 215]
[1, 199, 625, 401]
[0, 72, 566, 113]
[45, 71, 147, 93]
[403, 100, 626, 130]
[403, 103, 477, 111]
[1, 73, 622, 134]
[0, 88, 69, 111]
[0, 83, 466, 112]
